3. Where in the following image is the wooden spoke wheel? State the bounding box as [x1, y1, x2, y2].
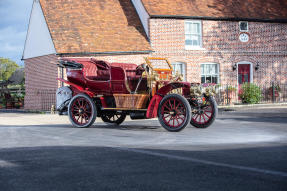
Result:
[190, 96, 218, 128]
[68, 94, 96, 128]
[158, 94, 191, 132]
[101, 111, 126, 125]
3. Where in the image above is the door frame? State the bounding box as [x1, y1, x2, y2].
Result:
[237, 61, 253, 86]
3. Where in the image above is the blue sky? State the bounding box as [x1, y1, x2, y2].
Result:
[0, 0, 32, 66]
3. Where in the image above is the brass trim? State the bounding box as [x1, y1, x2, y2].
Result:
[144, 57, 173, 70]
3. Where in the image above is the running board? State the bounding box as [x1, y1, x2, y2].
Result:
[101, 107, 147, 111]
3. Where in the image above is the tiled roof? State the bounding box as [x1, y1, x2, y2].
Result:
[141, 0, 287, 21]
[39, 0, 151, 54]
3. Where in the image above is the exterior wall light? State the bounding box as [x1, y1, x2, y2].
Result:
[232, 64, 237, 71]
[255, 63, 259, 71]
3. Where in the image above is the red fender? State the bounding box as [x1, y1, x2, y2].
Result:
[146, 94, 163, 119]
[146, 82, 191, 118]
[57, 78, 95, 97]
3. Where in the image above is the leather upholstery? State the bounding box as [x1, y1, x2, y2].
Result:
[83, 62, 97, 79]
[112, 63, 148, 92]
[83, 62, 110, 81]
[111, 63, 137, 77]
[96, 70, 110, 81]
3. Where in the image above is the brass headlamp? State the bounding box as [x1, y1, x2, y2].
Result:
[190, 85, 216, 97]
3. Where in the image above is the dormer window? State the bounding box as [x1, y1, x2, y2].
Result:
[239, 21, 248, 32]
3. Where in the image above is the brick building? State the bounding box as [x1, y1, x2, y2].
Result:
[23, 0, 287, 110]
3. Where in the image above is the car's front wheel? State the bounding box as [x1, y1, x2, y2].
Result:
[158, 94, 191, 132]
[190, 96, 218, 128]
[68, 94, 96, 128]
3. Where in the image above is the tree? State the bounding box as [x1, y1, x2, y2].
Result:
[0, 58, 19, 81]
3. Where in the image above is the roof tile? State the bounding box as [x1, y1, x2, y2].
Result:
[142, 0, 287, 20]
[40, 0, 151, 54]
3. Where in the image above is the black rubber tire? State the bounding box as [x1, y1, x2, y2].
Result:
[190, 96, 218, 128]
[100, 111, 126, 125]
[158, 94, 191, 132]
[68, 94, 97, 128]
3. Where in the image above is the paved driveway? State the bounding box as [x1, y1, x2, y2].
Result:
[0, 107, 286, 191]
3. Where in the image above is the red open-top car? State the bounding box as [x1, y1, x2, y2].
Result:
[56, 57, 217, 132]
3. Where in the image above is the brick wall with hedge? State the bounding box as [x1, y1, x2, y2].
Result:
[24, 19, 287, 110]
[149, 18, 287, 85]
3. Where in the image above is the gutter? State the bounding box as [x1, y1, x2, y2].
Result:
[57, 50, 154, 57]
[150, 15, 287, 23]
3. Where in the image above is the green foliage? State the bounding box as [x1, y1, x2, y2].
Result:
[0, 96, 6, 108]
[0, 97, 5, 104]
[239, 83, 262, 104]
[11, 90, 25, 101]
[0, 57, 19, 81]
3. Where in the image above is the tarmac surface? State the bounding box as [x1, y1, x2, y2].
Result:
[0, 106, 286, 191]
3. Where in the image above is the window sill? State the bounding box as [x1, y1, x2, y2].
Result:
[185, 46, 206, 51]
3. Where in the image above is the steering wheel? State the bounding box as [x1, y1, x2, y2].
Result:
[136, 64, 147, 75]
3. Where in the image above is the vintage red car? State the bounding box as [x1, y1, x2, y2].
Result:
[56, 57, 217, 132]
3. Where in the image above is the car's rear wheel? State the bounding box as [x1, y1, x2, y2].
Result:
[68, 94, 96, 128]
[158, 94, 191, 132]
[190, 96, 218, 128]
[101, 111, 126, 125]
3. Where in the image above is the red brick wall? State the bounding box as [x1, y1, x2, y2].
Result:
[24, 54, 58, 110]
[24, 19, 287, 109]
[149, 19, 287, 85]
[66, 54, 148, 66]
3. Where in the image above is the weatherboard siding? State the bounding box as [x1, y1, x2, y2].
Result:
[22, 0, 56, 60]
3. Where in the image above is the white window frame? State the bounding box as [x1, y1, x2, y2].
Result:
[185, 20, 202, 50]
[239, 21, 248, 32]
[200, 63, 220, 84]
[171, 62, 186, 81]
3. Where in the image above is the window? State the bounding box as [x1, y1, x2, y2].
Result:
[172, 62, 186, 81]
[185, 20, 202, 49]
[239, 21, 248, 32]
[201, 63, 219, 84]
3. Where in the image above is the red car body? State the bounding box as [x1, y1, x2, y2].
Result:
[57, 57, 217, 131]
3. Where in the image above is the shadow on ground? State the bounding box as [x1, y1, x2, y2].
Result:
[0, 123, 161, 130]
[218, 116, 287, 124]
[0, 145, 286, 191]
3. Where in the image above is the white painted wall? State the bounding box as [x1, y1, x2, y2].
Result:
[131, 0, 150, 38]
[22, 0, 56, 59]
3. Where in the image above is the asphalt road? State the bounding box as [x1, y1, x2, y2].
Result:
[0, 107, 286, 191]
